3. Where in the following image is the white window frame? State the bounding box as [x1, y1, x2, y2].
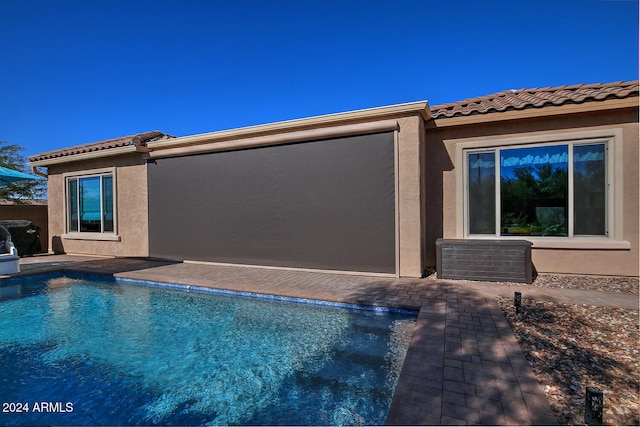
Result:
[455, 128, 629, 249]
[62, 167, 120, 241]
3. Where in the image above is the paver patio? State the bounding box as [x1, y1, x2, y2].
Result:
[8, 255, 622, 425]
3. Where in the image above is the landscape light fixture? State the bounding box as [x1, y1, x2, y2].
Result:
[514, 291, 522, 314]
[585, 387, 603, 425]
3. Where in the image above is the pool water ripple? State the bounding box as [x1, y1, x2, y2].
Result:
[0, 275, 415, 426]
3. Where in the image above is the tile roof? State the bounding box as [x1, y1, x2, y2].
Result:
[28, 81, 638, 164]
[28, 131, 175, 163]
[430, 80, 639, 119]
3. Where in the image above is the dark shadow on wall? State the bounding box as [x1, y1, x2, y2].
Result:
[424, 123, 454, 268]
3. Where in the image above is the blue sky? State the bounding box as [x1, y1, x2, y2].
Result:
[1, 0, 638, 159]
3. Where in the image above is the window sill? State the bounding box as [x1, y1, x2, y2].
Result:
[62, 233, 121, 242]
[464, 236, 631, 250]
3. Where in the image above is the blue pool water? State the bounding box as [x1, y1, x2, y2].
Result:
[0, 274, 416, 426]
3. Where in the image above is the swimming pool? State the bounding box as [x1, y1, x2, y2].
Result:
[0, 274, 416, 426]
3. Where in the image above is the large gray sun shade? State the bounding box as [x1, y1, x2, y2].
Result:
[147, 132, 396, 274]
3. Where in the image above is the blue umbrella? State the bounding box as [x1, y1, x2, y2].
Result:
[0, 166, 40, 186]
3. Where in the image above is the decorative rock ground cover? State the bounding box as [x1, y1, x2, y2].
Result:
[497, 284, 639, 425]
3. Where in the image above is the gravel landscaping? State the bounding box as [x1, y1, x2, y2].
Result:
[497, 274, 639, 426]
[502, 273, 638, 294]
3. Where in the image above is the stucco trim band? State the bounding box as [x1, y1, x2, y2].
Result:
[147, 101, 429, 152]
[148, 119, 401, 159]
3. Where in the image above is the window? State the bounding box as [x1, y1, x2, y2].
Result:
[466, 141, 607, 237]
[66, 173, 115, 233]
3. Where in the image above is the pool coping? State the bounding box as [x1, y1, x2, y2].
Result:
[2, 270, 418, 315]
[3, 257, 559, 425]
[115, 275, 420, 315]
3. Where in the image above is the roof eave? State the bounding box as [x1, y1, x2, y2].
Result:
[431, 97, 639, 128]
[28, 145, 150, 167]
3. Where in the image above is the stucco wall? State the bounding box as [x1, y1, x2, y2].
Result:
[46, 154, 149, 257]
[427, 107, 639, 277]
[396, 115, 428, 277]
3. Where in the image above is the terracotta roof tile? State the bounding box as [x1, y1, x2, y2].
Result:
[29, 131, 175, 163]
[430, 80, 639, 119]
[28, 81, 638, 164]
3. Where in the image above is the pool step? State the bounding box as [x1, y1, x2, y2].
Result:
[294, 368, 390, 400]
[333, 335, 390, 361]
[295, 352, 389, 395]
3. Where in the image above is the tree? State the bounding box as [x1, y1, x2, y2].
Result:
[500, 164, 568, 236]
[0, 140, 47, 204]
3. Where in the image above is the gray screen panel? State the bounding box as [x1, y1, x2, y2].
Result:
[147, 132, 396, 273]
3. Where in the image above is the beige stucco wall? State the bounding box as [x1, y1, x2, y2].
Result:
[427, 107, 639, 277]
[396, 115, 428, 277]
[46, 154, 149, 257]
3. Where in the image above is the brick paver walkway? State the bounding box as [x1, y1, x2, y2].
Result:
[9, 256, 632, 424]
